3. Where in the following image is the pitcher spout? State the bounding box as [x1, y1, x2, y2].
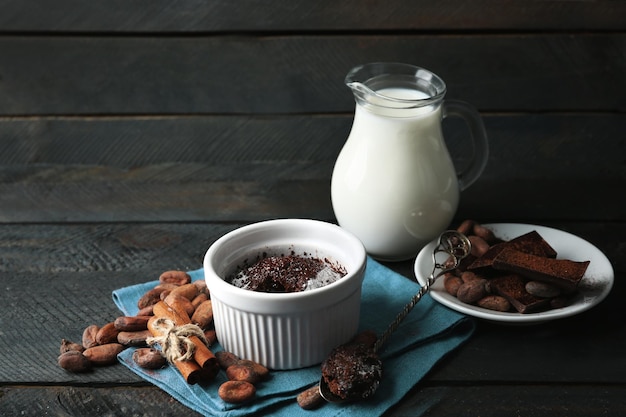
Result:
[345, 62, 446, 112]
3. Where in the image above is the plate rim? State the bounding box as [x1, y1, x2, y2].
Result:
[414, 223, 614, 324]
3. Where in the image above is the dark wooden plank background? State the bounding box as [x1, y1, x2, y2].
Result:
[0, 1, 624, 415]
[1, 34, 624, 115]
[1, 114, 624, 223]
[1, 0, 624, 31]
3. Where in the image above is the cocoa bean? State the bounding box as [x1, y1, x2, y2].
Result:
[525, 281, 561, 298]
[226, 364, 261, 384]
[137, 287, 166, 309]
[472, 223, 496, 243]
[477, 295, 511, 312]
[238, 359, 269, 381]
[169, 283, 200, 301]
[218, 380, 256, 404]
[191, 300, 213, 330]
[83, 343, 125, 366]
[159, 289, 172, 301]
[136, 304, 154, 317]
[154, 283, 178, 291]
[204, 329, 217, 346]
[82, 324, 100, 349]
[60, 338, 85, 354]
[132, 347, 167, 369]
[96, 322, 120, 345]
[193, 279, 210, 296]
[468, 235, 490, 257]
[164, 293, 195, 317]
[159, 270, 191, 286]
[114, 315, 150, 331]
[191, 293, 209, 309]
[58, 350, 92, 373]
[215, 351, 240, 370]
[444, 274, 463, 296]
[456, 279, 488, 304]
[297, 385, 325, 410]
[117, 329, 151, 347]
[550, 296, 570, 309]
[456, 219, 475, 235]
[461, 271, 481, 283]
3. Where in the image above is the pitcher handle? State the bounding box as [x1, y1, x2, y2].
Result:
[442, 100, 489, 191]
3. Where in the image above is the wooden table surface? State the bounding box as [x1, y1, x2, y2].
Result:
[1, 221, 624, 416]
[1, 1, 625, 416]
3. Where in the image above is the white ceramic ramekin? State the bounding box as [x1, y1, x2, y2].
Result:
[204, 218, 367, 370]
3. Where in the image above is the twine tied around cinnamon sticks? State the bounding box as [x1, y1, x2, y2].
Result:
[146, 317, 208, 364]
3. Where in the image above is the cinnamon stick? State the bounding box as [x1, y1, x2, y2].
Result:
[153, 300, 191, 324]
[147, 315, 204, 383]
[150, 301, 219, 380]
[172, 355, 205, 385]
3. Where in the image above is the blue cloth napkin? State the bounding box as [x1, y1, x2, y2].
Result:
[113, 258, 474, 417]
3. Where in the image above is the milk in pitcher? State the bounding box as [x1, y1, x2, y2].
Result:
[332, 63, 488, 261]
[331, 87, 459, 261]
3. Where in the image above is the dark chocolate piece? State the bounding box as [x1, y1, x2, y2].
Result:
[492, 248, 589, 292]
[467, 231, 557, 272]
[466, 242, 507, 272]
[507, 230, 558, 258]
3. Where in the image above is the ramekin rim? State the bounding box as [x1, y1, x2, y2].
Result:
[203, 218, 367, 301]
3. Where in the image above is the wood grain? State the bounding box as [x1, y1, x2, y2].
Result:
[0, 34, 623, 115]
[0, 115, 349, 165]
[1, 384, 625, 416]
[0, 1, 623, 416]
[0, 114, 623, 222]
[1, 0, 624, 32]
[389, 384, 626, 416]
[0, 386, 202, 416]
[0, 222, 622, 382]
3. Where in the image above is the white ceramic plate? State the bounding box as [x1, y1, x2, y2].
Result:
[414, 223, 614, 324]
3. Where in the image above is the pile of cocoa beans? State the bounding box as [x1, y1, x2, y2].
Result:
[443, 220, 513, 312]
[214, 351, 269, 403]
[444, 220, 572, 313]
[57, 270, 269, 404]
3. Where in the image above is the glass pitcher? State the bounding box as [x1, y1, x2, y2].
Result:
[331, 63, 489, 261]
